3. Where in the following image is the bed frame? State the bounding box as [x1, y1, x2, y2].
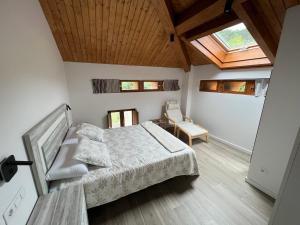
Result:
[23, 104, 70, 196]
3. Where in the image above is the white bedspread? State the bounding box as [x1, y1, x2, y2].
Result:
[50, 125, 199, 209]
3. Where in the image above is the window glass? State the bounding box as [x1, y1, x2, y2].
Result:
[121, 81, 139, 91]
[199, 80, 256, 95]
[200, 80, 218, 92]
[143, 81, 159, 90]
[110, 112, 121, 128]
[124, 110, 133, 126]
[213, 23, 257, 51]
[223, 81, 246, 93]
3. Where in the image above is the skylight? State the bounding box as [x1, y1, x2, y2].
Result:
[213, 23, 257, 51]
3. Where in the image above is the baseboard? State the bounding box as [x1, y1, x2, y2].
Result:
[245, 176, 277, 199]
[209, 134, 252, 155]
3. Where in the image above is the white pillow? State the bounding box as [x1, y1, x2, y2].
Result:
[46, 144, 88, 181]
[73, 137, 112, 167]
[62, 126, 79, 145]
[76, 123, 104, 142]
[66, 126, 77, 139]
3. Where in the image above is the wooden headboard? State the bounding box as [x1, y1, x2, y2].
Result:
[23, 104, 70, 196]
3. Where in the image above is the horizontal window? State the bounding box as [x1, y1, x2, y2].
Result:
[200, 80, 255, 95]
[199, 80, 219, 92]
[120, 80, 164, 92]
[120, 81, 140, 92]
[143, 81, 163, 91]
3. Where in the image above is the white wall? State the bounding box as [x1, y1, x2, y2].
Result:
[0, 0, 69, 224]
[65, 62, 185, 128]
[247, 5, 300, 198]
[269, 127, 300, 225]
[189, 65, 272, 153]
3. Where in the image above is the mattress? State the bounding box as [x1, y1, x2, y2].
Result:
[50, 125, 199, 209]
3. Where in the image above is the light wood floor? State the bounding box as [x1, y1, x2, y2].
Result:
[88, 139, 274, 225]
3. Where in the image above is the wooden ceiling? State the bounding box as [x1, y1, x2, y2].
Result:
[39, 0, 300, 71]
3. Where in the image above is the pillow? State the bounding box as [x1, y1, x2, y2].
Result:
[46, 144, 88, 181]
[62, 126, 79, 145]
[76, 123, 104, 142]
[65, 126, 77, 139]
[74, 137, 112, 167]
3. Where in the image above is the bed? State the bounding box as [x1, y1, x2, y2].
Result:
[23, 104, 199, 209]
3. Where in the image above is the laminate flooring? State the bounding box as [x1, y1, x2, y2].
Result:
[89, 139, 274, 225]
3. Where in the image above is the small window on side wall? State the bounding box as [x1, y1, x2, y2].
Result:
[200, 80, 255, 95]
[200, 80, 219, 92]
[143, 81, 163, 91]
[120, 81, 139, 92]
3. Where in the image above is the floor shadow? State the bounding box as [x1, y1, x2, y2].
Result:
[88, 175, 199, 224]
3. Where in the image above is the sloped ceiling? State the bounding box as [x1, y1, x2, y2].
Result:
[39, 0, 299, 71]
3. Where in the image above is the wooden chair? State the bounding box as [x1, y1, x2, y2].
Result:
[164, 101, 208, 146]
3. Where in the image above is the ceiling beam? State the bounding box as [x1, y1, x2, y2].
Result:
[283, 0, 300, 8]
[175, 0, 227, 35]
[233, 0, 277, 63]
[184, 13, 241, 41]
[151, 0, 191, 72]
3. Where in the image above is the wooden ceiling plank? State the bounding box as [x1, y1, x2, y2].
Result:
[87, 0, 97, 62]
[269, 0, 287, 25]
[124, 0, 149, 64]
[131, 2, 156, 65]
[134, 9, 158, 65]
[48, 0, 75, 61]
[39, 0, 70, 60]
[233, 1, 276, 63]
[144, 27, 165, 65]
[95, 0, 103, 62]
[151, 0, 191, 71]
[56, 0, 79, 61]
[72, 0, 88, 61]
[127, 1, 153, 65]
[105, 0, 117, 63]
[175, 0, 227, 35]
[152, 40, 169, 66]
[109, 0, 125, 64]
[123, 0, 148, 64]
[175, 0, 217, 25]
[101, 0, 110, 63]
[113, 0, 131, 64]
[170, 0, 198, 14]
[80, 0, 92, 62]
[152, 37, 172, 67]
[161, 45, 178, 67]
[64, 0, 84, 61]
[186, 43, 210, 66]
[250, 0, 282, 44]
[283, 0, 300, 8]
[184, 13, 241, 41]
[116, 0, 137, 64]
[117, 0, 139, 64]
[138, 18, 161, 65]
